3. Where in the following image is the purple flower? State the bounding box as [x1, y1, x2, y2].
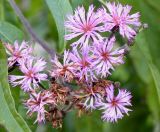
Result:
[51, 50, 77, 82]
[65, 5, 104, 48]
[96, 84, 132, 122]
[102, 2, 141, 39]
[92, 37, 125, 77]
[9, 58, 47, 92]
[70, 47, 96, 82]
[25, 91, 55, 124]
[5, 41, 32, 67]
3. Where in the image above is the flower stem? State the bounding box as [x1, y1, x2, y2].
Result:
[7, 0, 56, 58]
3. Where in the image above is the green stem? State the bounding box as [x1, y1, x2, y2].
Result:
[7, 0, 56, 58]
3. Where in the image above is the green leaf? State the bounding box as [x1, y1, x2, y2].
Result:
[0, 0, 5, 20]
[130, 32, 160, 123]
[0, 42, 31, 132]
[0, 21, 23, 43]
[0, 21, 23, 110]
[46, 0, 72, 53]
[135, 32, 160, 105]
[130, 31, 160, 131]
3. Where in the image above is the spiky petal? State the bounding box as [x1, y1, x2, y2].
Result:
[65, 5, 104, 48]
[92, 37, 125, 77]
[102, 2, 141, 39]
[5, 41, 32, 67]
[9, 58, 47, 92]
[96, 84, 132, 122]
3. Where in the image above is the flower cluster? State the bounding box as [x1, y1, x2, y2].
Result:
[5, 41, 48, 92]
[6, 2, 145, 128]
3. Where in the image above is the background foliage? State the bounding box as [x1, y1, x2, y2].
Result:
[0, 0, 160, 132]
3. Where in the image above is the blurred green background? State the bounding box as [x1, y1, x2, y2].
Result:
[0, 0, 160, 132]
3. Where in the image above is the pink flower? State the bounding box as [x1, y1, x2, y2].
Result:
[92, 37, 124, 77]
[102, 2, 141, 39]
[4, 41, 32, 67]
[25, 91, 55, 123]
[96, 84, 132, 122]
[51, 50, 77, 82]
[70, 47, 96, 82]
[9, 58, 47, 92]
[65, 5, 104, 48]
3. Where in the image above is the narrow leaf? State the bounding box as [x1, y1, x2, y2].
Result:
[0, 21, 23, 43]
[0, 42, 31, 132]
[135, 32, 160, 104]
[46, 0, 72, 53]
[130, 33, 160, 122]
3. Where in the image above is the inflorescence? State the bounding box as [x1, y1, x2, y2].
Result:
[4, 2, 146, 128]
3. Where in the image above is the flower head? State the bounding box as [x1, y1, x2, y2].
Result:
[25, 91, 55, 123]
[51, 50, 77, 82]
[9, 58, 47, 92]
[96, 84, 132, 122]
[70, 47, 96, 82]
[5, 41, 32, 67]
[102, 2, 141, 39]
[92, 37, 125, 77]
[65, 5, 104, 48]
